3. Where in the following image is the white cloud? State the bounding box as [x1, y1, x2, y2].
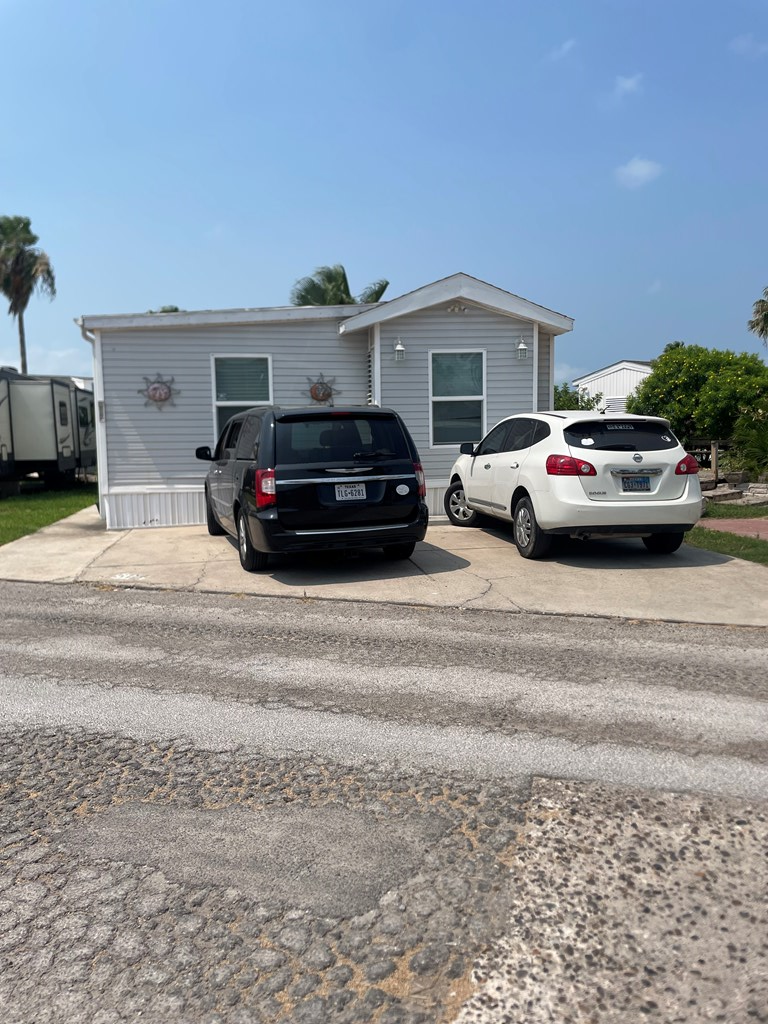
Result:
[615, 156, 662, 189]
[613, 73, 643, 101]
[730, 33, 768, 57]
[548, 39, 576, 62]
[647, 279, 662, 295]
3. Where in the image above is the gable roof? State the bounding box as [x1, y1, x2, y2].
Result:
[338, 273, 574, 336]
[572, 360, 652, 385]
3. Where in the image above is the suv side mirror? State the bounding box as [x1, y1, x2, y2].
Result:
[195, 446, 213, 461]
[459, 442, 476, 456]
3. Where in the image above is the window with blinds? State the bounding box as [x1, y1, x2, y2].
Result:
[213, 355, 272, 437]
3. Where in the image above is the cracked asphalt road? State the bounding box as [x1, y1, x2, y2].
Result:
[1, 581, 767, 1023]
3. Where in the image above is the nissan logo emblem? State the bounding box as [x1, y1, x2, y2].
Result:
[633, 453, 643, 463]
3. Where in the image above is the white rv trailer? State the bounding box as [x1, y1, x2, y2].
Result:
[0, 369, 96, 484]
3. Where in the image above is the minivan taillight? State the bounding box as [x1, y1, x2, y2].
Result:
[546, 454, 597, 476]
[413, 461, 426, 498]
[256, 468, 276, 509]
[675, 453, 700, 475]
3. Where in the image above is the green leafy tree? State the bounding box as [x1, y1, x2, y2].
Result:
[625, 342, 768, 441]
[0, 216, 56, 374]
[553, 382, 603, 410]
[747, 286, 768, 346]
[290, 264, 388, 306]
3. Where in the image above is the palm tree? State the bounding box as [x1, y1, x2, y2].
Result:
[290, 264, 388, 306]
[747, 286, 768, 346]
[0, 216, 56, 374]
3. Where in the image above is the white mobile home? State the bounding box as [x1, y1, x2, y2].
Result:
[572, 360, 652, 414]
[77, 273, 574, 529]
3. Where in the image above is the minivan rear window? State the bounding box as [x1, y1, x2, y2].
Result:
[564, 420, 679, 452]
[276, 415, 410, 465]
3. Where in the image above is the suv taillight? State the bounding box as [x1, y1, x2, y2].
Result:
[256, 468, 276, 509]
[675, 453, 700, 475]
[546, 454, 597, 476]
[413, 461, 426, 498]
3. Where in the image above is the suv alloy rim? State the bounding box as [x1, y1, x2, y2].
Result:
[239, 516, 247, 560]
[515, 505, 532, 547]
[449, 488, 473, 522]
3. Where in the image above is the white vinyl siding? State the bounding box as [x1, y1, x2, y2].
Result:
[376, 306, 537, 487]
[99, 321, 367, 492]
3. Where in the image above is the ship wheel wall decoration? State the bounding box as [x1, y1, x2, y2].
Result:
[303, 373, 340, 406]
[138, 374, 180, 409]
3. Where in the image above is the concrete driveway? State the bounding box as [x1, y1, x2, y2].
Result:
[1, 504, 766, 626]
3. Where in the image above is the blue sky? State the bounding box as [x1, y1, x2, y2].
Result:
[1, 0, 767, 383]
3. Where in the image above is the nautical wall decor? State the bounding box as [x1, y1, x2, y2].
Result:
[138, 374, 180, 409]
[303, 373, 340, 406]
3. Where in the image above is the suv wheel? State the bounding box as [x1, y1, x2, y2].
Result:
[642, 532, 684, 554]
[237, 511, 268, 572]
[513, 497, 552, 559]
[382, 542, 416, 561]
[205, 489, 225, 536]
[444, 482, 479, 527]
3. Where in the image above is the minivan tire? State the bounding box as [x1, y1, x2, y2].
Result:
[444, 482, 480, 527]
[237, 511, 268, 572]
[382, 542, 416, 560]
[206, 490, 225, 536]
[642, 532, 685, 554]
[513, 496, 552, 559]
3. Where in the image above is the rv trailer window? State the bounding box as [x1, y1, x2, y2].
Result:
[59, 402, 68, 427]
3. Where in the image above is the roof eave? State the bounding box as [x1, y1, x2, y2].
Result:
[78, 303, 380, 332]
[338, 273, 574, 336]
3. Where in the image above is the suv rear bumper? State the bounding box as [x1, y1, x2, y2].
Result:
[246, 505, 429, 554]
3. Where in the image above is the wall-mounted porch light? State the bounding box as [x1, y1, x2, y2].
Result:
[394, 337, 405, 362]
[517, 339, 528, 360]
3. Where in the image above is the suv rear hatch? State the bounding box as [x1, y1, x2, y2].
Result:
[273, 412, 423, 530]
[562, 418, 690, 502]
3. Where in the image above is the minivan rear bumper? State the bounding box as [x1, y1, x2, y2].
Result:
[246, 504, 429, 554]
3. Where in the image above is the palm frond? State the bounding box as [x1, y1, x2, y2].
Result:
[358, 278, 389, 303]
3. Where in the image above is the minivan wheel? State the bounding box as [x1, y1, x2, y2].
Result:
[237, 511, 268, 572]
[513, 497, 552, 559]
[205, 490, 225, 536]
[444, 482, 479, 527]
[382, 542, 416, 561]
[642, 532, 685, 554]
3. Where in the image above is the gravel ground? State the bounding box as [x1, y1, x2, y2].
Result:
[456, 779, 768, 1024]
[0, 728, 527, 1024]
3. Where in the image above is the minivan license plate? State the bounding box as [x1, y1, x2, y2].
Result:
[622, 476, 650, 492]
[335, 483, 366, 501]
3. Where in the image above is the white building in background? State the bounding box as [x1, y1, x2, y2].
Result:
[572, 359, 652, 413]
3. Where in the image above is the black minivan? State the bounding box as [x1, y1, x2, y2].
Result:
[195, 406, 429, 571]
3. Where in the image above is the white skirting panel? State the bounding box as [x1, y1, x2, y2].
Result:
[104, 488, 206, 530]
[104, 484, 447, 529]
[426, 484, 447, 517]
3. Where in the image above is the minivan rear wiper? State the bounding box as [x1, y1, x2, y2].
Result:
[352, 449, 397, 459]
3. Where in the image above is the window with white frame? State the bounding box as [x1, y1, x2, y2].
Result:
[212, 354, 272, 437]
[430, 351, 485, 444]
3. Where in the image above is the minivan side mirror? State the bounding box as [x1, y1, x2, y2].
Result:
[195, 446, 213, 461]
[459, 442, 476, 456]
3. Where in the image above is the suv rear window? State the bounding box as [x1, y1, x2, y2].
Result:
[564, 420, 679, 452]
[275, 414, 411, 465]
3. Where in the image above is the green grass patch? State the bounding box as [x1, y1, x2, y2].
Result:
[0, 482, 98, 546]
[686, 526, 768, 566]
[701, 501, 768, 519]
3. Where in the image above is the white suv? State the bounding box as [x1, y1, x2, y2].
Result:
[444, 411, 702, 558]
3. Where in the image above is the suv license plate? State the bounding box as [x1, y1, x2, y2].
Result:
[622, 476, 650, 492]
[335, 483, 366, 501]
